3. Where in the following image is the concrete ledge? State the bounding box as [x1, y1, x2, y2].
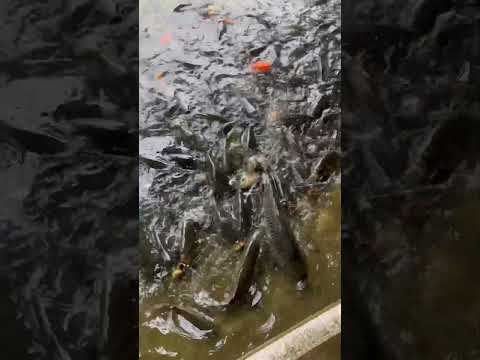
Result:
[238, 301, 341, 360]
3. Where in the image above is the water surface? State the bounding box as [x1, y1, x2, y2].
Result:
[139, 0, 341, 358]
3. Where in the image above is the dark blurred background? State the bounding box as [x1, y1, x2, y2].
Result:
[0, 0, 138, 359]
[342, 0, 480, 359]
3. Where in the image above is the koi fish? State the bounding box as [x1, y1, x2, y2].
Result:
[221, 17, 235, 25]
[251, 61, 271, 74]
[160, 32, 173, 45]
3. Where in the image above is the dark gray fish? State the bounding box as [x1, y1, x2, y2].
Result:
[212, 198, 240, 244]
[219, 21, 227, 40]
[402, 108, 480, 187]
[31, 293, 72, 360]
[0, 121, 66, 155]
[282, 114, 315, 130]
[76, 127, 136, 156]
[220, 121, 237, 136]
[97, 259, 111, 356]
[261, 173, 294, 266]
[248, 45, 269, 57]
[139, 125, 169, 137]
[172, 306, 215, 334]
[173, 3, 192, 12]
[309, 150, 341, 181]
[229, 231, 261, 304]
[97, 53, 128, 77]
[205, 151, 230, 198]
[95, 0, 116, 18]
[167, 153, 196, 170]
[151, 228, 172, 263]
[71, 119, 134, 154]
[361, 145, 391, 192]
[261, 173, 307, 280]
[197, 113, 230, 124]
[62, 0, 94, 31]
[72, 119, 126, 132]
[222, 137, 235, 174]
[140, 136, 174, 169]
[147, 303, 215, 332]
[53, 100, 103, 120]
[245, 14, 272, 29]
[140, 156, 169, 169]
[240, 125, 257, 151]
[238, 189, 253, 237]
[179, 219, 197, 263]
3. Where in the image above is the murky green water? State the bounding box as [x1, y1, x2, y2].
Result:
[140, 184, 340, 359]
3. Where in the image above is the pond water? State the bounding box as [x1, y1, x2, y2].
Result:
[139, 0, 340, 358]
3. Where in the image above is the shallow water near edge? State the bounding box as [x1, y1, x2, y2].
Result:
[140, 185, 340, 359]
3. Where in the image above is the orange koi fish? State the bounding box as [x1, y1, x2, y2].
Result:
[251, 61, 272, 74]
[160, 32, 173, 46]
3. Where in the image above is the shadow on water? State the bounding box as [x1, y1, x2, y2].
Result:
[139, 0, 340, 358]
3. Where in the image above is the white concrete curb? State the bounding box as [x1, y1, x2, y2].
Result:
[239, 301, 341, 360]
